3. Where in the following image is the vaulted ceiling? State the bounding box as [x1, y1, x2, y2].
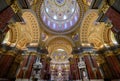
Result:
[1, 0, 118, 61]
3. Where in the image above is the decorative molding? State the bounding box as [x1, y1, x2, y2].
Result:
[80, 10, 98, 43]
[104, 51, 114, 57]
[47, 37, 72, 55]
[5, 10, 40, 50]
[22, 10, 40, 45]
[45, 35, 75, 47]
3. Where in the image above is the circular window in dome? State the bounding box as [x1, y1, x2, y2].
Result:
[41, 0, 80, 32]
[55, 0, 65, 6]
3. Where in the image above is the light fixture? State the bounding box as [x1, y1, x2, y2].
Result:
[46, 8, 49, 12]
[63, 15, 67, 19]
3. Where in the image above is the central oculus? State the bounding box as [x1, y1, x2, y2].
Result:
[55, 0, 65, 6]
[41, 0, 80, 32]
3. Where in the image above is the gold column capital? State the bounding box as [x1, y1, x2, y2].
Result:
[101, 4, 109, 13]
[6, 50, 16, 56]
[98, 0, 110, 14]
[114, 48, 120, 54]
[96, 55, 105, 64]
[105, 22, 113, 28]
[30, 52, 37, 55]
[10, 1, 21, 13]
[0, 48, 6, 54]
[83, 53, 89, 56]
[15, 54, 23, 63]
[104, 51, 114, 57]
[73, 54, 79, 58]
[109, 0, 116, 6]
[8, 23, 16, 28]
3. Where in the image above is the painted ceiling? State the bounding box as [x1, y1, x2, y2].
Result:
[41, 0, 80, 32]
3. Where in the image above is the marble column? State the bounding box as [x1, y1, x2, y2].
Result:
[105, 7, 120, 30]
[90, 55, 102, 79]
[100, 62, 112, 79]
[0, 6, 14, 29]
[16, 55, 29, 78]
[25, 55, 36, 78]
[105, 51, 120, 79]
[7, 54, 23, 79]
[0, 53, 15, 78]
[69, 56, 80, 80]
[40, 55, 50, 80]
[84, 54, 95, 79]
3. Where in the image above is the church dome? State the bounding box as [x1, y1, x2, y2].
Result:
[41, 0, 80, 32]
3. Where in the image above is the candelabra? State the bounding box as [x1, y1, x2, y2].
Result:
[92, 67, 97, 79]
[22, 67, 28, 78]
[78, 57, 89, 81]
[32, 57, 42, 81]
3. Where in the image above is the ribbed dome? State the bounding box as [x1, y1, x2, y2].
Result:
[41, 0, 80, 32]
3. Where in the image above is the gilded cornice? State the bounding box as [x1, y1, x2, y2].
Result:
[6, 50, 16, 56]
[0, 48, 6, 54]
[96, 56, 105, 64]
[15, 55, 23, 63]
[29, 52, 37, 55]
[83, 53, 89, 56]
[104, 51, 114, 57]
[114, 48, 120, 55]
[117, 52, 120, 55]
[73, 54, 79, 58]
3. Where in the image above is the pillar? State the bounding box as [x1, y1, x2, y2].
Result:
[90, 55, 103, 79]
[0, 6, 14, 29]
[105, 7, 120, 30]
[0, 51, 15, 78]
[105, 51, 120, 79]
[16, 55, 29, 78]
[84, 54, 95, 79]
[40, 55, 50, 80]
[69, 55, 80, 80]
[98, 54, 113, 79]
[7, 54, 23, 79]
[100, 62, 112, 79]
[25, 55, 36, 78]
[0, 1, 20, 33]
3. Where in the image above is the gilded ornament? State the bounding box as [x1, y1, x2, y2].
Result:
[10, 1, 20, 13]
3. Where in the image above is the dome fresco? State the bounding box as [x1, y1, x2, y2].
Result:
[41, 0, 80, 32]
